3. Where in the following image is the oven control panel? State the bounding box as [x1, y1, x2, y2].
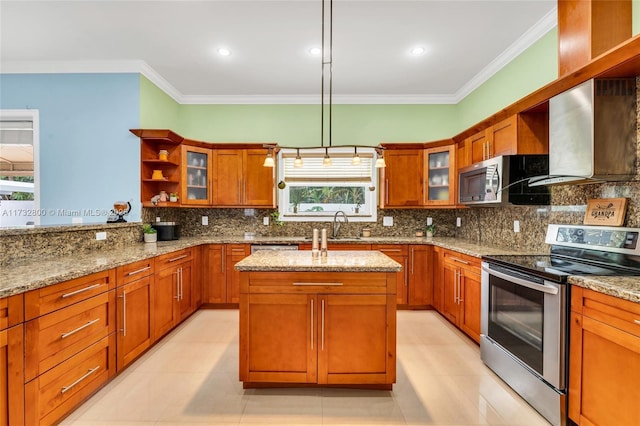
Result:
[546, 224, 640, 254]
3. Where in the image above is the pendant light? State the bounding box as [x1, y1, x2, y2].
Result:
[263, 147, 275, 167]
[351, 147, 361, 165]
[293, 148, 304, 168]
[323, 147, 332, 166]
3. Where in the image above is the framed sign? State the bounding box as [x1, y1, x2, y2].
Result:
[584, 198, 628, 226]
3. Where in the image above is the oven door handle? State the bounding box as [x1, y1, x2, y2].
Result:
[482, 266, 558, 295]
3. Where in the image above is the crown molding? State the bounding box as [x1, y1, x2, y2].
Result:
[453, 6, 557, 103]
[1, 10, 557, 106]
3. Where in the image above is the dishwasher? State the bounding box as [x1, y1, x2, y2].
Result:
[250, 244, 299, 254]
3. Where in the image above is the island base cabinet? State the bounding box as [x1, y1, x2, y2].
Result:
[1, 324, 24, 426]
[25, 334, 115, 426]
[569, 287, 640, 426]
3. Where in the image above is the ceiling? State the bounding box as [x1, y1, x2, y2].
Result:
[0, 0, 557, 104]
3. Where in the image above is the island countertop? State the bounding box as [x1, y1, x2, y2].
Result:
[235, 250, 402, 272]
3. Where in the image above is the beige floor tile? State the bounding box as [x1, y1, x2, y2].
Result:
[61, 310, 551, 426]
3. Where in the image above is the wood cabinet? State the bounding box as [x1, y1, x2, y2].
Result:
[439, 249, 481, 343]
[372, 245, 408, 306]
[203, 244, 227, 304]
[115, 258, 155, 371]
[23, 270, 117, 425]
[558, 0, 632, 77]
[132, 129, 184, 208]
[380, 148, 424, 207]
[213, 149, 275, 207]
[424, 145, 456, 206]
[569, 287, 640, 426]
[467, 114, 548, 164]
[432, 246, 444, 313]
[408, 245, 432, 307]
[153, 249, 194, 340]
[182, 145, 212, 206]
[240, 271, 396, 388]
[226, 244, 250, 304]
[1, 295, 24, 426]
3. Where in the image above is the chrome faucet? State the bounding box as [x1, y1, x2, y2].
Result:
[332, 210, 348, 239]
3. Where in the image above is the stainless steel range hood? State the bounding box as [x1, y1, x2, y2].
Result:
[529, 78, 637, 187]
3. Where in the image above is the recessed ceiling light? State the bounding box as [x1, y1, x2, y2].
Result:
[308, 47, 322, 56]
[217, 48, 232, 56]
[410, 46, 426, 56]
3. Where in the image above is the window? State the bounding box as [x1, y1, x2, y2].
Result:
[0, 110, 40, 227]
[277, 147, 378, 222]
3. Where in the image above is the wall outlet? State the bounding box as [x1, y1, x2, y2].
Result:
[156, 216, 161, 222]
[95, 232, 107, 241]
[426, 217, 433, 226]
[202, 216, 209, 226]
[514, 220, 520, 233]
[263, 216, 269, 225]
[456, 217, 461, 227]
[383, 216, 394, 226]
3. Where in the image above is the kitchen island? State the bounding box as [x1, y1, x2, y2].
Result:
[235, 250, 402, 389]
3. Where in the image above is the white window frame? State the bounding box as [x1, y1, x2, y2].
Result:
[0, 109, 40, 225]
[276, 147, 378, 223]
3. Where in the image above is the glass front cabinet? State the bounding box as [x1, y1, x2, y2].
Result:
[424, 145, 456, 206]
[181, 145, 212, 206]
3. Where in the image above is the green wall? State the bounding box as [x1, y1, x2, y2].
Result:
[635, 0, 640, 35]
[140, 75, 181, 130]
[455, 29, 558, 130]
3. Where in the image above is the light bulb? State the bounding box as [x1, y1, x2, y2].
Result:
[263, 156, 275, 167]
[375, 157, 386, 168]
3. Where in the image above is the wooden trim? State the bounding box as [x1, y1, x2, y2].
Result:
[0, 294, 23, 330]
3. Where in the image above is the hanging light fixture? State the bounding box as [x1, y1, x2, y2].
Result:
[262, 0, 385, 168]
[351, 146, 361, 165]
[263, 147, 275, 167]
[294, 148, 304, 168]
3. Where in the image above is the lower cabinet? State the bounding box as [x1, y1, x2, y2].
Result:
[116, 275, 153, 371]
[569, 287, 640, 426]
[240, 271, 396, 388]
[1, 324, 24, 426]
[154, 249, 194, 340]
[438, 249, 481, 343]
[372, 245, 408, 306]
[408, 245, 432, 307]
[226, 244, 250, 304]
[202, 244, 228, 304]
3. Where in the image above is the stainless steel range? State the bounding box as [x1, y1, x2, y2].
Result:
[481, 224, 640, 426]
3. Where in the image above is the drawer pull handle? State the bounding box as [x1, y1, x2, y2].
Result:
[634, 320, 640, 325]
[61, 283, 102, 299]
[61, 366, 100, 394]
[61, 318, 100, 339]
[293, 282, 343, 286]
[126, 266, 151, 276]
[380, 249, 402, 253]
[168, 254, 188, 263]
[450, 256, 470, 265]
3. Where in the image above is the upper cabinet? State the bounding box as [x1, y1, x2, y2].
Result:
[558, 0, 632, 77]
[379, 141, 456, 208]
[182, 145, 212, 206]
[466, 113, 548, 164]
[212, 149, 275, 207]
[132, 130, 276, 209]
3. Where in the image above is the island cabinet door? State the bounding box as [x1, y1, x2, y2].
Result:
[241, 293, 317, 384]
[317, 294, 395, 385]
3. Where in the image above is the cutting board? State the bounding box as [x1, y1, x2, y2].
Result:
[583, 198, 628, 226]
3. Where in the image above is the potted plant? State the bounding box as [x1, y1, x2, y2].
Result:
[425, 224, 436, 238]
[169, 192, 179, 202]
[142, 223, 157, 243]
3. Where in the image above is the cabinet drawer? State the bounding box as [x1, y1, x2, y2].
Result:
[116, 258, 154, 285]
[244, 271, 391, 294]
[371, 244, 408, 256]
[442, 250, 480, 270]
[25, 290, 115, 382]
[25, 269, 115, 320]
[155, 248, 193, 271]
[0, 294, 23, 330]
[573, 287, 640, 338]
[25, 334, 115, 426]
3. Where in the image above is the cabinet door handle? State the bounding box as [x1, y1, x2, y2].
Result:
[180, 268, 184, 301]
[168, 254, 188, 263]
[458, 271, 464, 303]
[61, 283, 101, 299]
[454, 271, 460, 303]
[634, 319, 640, 325]
[61, 366, 100, 394]
[488, 141, 492, 158]
[120, 291, 127, 337]
[126, 266, 150, 276]
[450, 256, 470, 265]
[61, 318, 100, 339]
[321, 299, 325, 351]
[310, 299, 314, 350]
[293, 282, 343, 286]
[174, 270, 180, 300]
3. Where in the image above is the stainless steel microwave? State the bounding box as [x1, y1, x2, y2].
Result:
[458, 155, 550, 206]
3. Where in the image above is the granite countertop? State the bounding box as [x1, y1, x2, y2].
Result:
[568, 276, 640, 304]
[5, 234, 634, 302]
[235, 250, 402, 272]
